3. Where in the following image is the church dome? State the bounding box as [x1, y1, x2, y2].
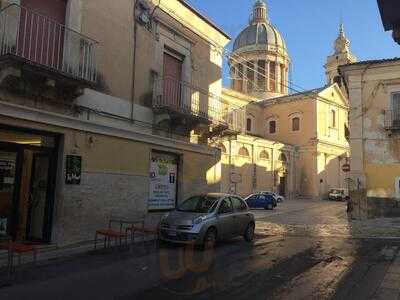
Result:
[233, 0, 287, 53]
[229, 0, 290, 99]
[233, 22, 286, 52]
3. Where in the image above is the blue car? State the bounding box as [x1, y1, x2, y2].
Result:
[245, 194, 276, 210]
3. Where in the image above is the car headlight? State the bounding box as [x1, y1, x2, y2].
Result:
[193, 216, 206, 225]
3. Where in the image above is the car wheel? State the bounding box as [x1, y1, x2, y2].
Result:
[203, 228, 217, 250]
[244, 223, 255, 242]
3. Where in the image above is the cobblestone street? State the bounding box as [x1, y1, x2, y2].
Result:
[1, 199, 400, 299]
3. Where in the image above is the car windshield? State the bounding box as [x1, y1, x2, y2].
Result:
[178, 195, 219, 213]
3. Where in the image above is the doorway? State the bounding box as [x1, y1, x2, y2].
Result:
[0, 127, 58, 243]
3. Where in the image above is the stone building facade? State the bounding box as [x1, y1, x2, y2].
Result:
[216, 1, 353, 199]
[340, 58, 400, 218]
[0, 0, 231, 245]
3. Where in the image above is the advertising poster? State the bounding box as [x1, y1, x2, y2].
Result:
[149, 154, 178, 211]
[65, 155, 82, 185]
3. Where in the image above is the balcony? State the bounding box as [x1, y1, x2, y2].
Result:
[0, 4, 98, 92]
[152, 77, 245, 136]
[384, 110, 400, 131]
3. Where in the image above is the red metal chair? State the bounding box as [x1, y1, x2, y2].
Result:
[0, 241, 37, 273]
[94, 220, 128, 250]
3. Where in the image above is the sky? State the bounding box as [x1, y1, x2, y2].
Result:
[185, 0, 399, 91]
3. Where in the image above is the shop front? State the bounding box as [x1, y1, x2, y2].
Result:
[0, 126, 59, 243]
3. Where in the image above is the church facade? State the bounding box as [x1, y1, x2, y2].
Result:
[216, 0, 355, 199]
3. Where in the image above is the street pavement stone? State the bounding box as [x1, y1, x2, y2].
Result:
[372, 288, 400, 300]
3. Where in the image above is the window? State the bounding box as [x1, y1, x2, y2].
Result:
[392, 93, 400, 125]
[269, 62, 276, 92]
[230, 197, 247, 211]
[257, 60, 266, 91]
[238, 146, 250, 157]
[280, 65, 285, 93]
[218, 199, 233, 214]
[246, 118, 252, 132]
[292, 117, 300, 132]
[247, 61, 255, 92]
[259, 150, 269, 160]
[331, 109, 336, 128]
[269, 120, 276, 134]
[237, 64, 243, 91]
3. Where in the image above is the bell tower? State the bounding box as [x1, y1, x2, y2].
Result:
[325, 23, 357, 87]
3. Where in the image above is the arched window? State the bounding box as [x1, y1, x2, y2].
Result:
[292, 117, 300, 131]
[269, 120, 277, 134]
[238, 146, 250, 157]
[279, 153, 287, 163]
[259, 150, 269, 160]
[246, 118, 252, 132]
[331, 109, 336, 128]
[219, 143, 227, 154]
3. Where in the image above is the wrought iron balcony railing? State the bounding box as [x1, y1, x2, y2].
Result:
[0, 4, 98, 83]
[153, 77, 245, 133]
[384, 110, 400, 130]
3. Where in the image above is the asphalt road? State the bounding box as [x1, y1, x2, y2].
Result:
[1, 199, 399, 300]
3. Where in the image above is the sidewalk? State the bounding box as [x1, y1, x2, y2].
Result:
[373, 250, 400, 300]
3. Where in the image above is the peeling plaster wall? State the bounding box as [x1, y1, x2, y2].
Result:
[343, 61, 400, 218]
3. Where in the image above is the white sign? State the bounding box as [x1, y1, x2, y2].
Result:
[149, 156, 177, 210]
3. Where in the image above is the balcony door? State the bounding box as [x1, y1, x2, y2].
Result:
[163, 51, 183, 111]
[19, 0, 67, 70]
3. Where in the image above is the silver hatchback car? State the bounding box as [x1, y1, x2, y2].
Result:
[159, 193, 255, 247]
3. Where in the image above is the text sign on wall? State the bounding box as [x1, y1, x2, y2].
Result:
[149, 153, 178, 211]
[66, 155, 82, 185]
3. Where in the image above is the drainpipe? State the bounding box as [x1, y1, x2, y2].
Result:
[130, 0, 138, 121]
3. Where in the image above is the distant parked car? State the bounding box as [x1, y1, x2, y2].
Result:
[328, 188, 348, 201]
[260, 191, 285, 203]
[245, 193, 276, 210]
[159, 193, 255, 248]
